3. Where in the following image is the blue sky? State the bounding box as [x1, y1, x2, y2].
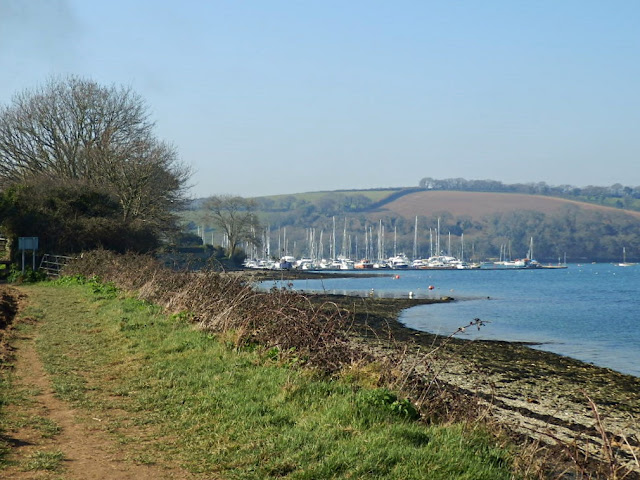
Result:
[2, 1, 639, 198]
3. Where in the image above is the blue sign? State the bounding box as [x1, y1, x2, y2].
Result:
[18, 237, 39, 250]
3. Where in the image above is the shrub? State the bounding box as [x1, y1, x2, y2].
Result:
[62, 250, 364, 372]
[357, 388, 420, 420]
[7, 265, 47, 284]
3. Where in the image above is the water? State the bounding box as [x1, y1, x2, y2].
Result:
[265, 264, 640, 377]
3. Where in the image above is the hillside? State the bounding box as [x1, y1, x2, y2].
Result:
[378, 190, 640, 221]
[255, 188, 400, 205]
[184, 187, 640, 263]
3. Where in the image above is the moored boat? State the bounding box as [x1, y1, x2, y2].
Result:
[617, 247, 636, 267]
[354, 259, 374, 269]
[388, 254, 410, 269]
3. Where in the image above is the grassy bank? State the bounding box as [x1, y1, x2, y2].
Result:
[1, 281, 516, 479]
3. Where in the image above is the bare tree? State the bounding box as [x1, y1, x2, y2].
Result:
[203, 195, 261, 258]
[0, 76, 190, 230]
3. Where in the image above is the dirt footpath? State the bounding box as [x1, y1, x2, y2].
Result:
[0, 286, 189, 479]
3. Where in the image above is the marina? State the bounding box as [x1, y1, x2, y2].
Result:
[244, 252, 567, 271]
[244, 221, 568, 271]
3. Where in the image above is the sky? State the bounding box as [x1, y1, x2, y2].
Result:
[2, 1, 640, 198]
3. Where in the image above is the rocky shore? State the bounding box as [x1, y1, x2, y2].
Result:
[312, 293, 640, 476]
[228, 268, 640, 474]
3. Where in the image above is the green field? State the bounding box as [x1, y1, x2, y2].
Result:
[256, 189, 400, 204]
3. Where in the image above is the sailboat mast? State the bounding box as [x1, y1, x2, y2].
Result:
[394, 225, 397, 257]
[332, 216, 336, 259]
[429, 228, 433, 258]
[342, 217, 347, 258]
[413, 216, 418, 260]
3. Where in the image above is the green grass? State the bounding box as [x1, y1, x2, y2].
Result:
[24, 449, 65, 471]
[11, 282, 517, 479]
[259, 189, 400, 204]
[7, 415, 60, 439]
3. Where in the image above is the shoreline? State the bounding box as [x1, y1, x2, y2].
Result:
[254, 268, 638, 376]
[246, 268, 639, 375]
[308, 292, 640, 474]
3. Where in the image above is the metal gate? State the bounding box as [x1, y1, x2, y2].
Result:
[39, 254, 75, 277]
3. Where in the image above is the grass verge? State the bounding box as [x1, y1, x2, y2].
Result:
[24, 449, 65, 472]
[5, 282, 516, 479]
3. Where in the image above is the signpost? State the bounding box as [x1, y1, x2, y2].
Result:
[18, 237, 39, 273]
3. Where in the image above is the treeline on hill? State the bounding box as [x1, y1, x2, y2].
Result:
[177, 178, 637, 263]
[241, 206, 638, 263]
[183, 181, 640, 263]
[185, 200, 640, 263]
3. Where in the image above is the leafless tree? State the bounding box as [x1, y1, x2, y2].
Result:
[203, 195, 261, 258]
[0, 76, 191, 229]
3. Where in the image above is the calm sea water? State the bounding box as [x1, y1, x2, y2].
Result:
[267, 264, 640, 377]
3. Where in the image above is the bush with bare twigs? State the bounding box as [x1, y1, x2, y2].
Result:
[63, 250, 363, 372]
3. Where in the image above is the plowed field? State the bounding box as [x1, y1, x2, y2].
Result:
[380, 191, 640, 220]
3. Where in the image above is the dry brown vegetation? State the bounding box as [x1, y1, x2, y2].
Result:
[0, 287, 17, 331]
[0, 285, 20, 364]
[63, 251, 362, 373]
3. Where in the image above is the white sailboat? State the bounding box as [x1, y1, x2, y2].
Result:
[618, 247, 636, 267]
